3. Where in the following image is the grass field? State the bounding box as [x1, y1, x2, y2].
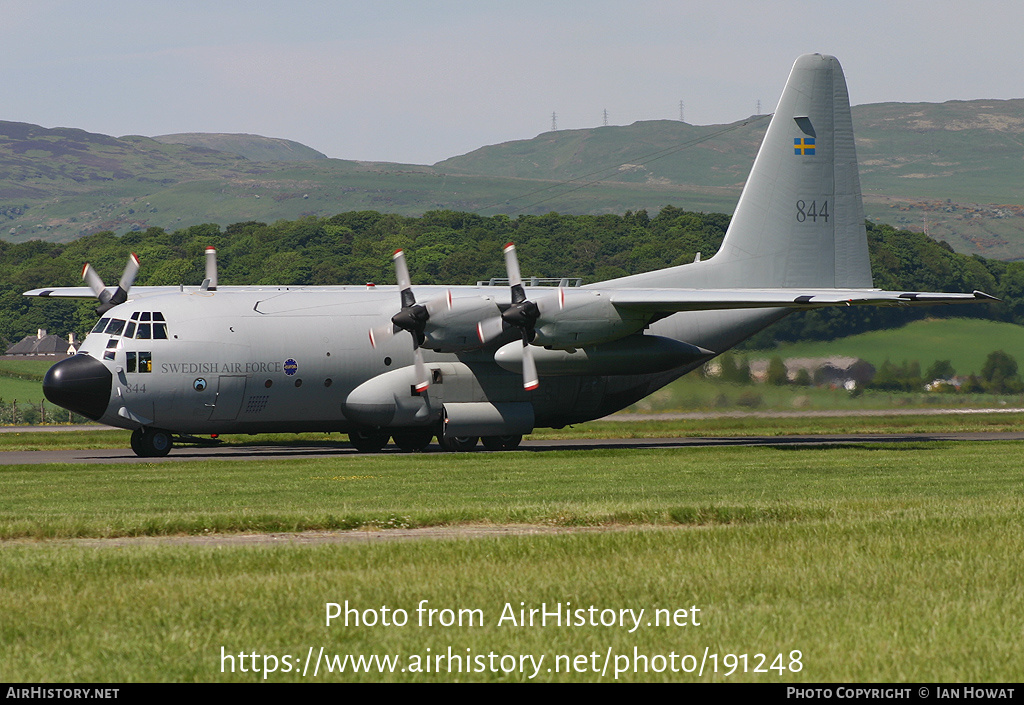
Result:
[748, 318, 1024, 376]
[1, 436, 1023, 682]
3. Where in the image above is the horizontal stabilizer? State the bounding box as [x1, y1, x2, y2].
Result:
[609, 288, 998, 313]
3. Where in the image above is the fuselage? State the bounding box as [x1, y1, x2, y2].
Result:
[44, 283, 786, 437]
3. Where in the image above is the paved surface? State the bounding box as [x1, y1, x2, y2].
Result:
[3, 431, 1024, 465]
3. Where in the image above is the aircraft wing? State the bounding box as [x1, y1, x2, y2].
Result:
[21, 284, 372, 298]
[22, 286, 184, 299]
[608, 288, 999, 313]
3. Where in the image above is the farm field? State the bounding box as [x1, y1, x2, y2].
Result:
[1, 438, 1022, 682]
[751, 318, 1024, 375]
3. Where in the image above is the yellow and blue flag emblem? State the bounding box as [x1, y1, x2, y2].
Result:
[794, 137, 815, 155]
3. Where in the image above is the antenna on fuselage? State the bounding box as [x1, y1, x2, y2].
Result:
[201, 246, 218, 291]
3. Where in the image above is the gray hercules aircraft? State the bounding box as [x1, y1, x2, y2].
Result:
[28, 54, 995, 456]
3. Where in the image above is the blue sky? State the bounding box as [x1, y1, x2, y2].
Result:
[2, 0, 1022, 164]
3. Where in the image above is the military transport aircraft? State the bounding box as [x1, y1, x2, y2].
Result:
[28, 54, 995, 456]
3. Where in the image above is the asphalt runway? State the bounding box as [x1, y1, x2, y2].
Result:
[4, 431, 1024, 465]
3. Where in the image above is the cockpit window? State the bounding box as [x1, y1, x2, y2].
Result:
[92, 318, 111, 334]
[105, 319, 126, 336]
[119, 312, 168, 339]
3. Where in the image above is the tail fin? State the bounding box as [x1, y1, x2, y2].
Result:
[606, 54, 872, 290]
[712, 53, 871, 288]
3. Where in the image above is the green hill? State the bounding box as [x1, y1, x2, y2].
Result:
[3, 99, 1024, 257]
[152, 133, 328, 162]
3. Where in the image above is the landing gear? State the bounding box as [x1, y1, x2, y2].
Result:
[348, 429, 389, 452]
[439, 434, 478, 452]
[481, 434, 522, 451]
[130, 427, 173, 457]
[391, 427, 434, 452]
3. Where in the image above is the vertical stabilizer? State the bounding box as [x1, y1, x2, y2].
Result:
[712, 53, 871, 288]
[606, 54, 872, 291]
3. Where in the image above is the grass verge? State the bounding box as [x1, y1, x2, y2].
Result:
[2, 438, 1022, 681]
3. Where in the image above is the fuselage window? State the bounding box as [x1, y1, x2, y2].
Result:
[126, 351, 137, 373]
[106, 319, 126, 336]
[124, 321, 137, 339]
[92, 318, 111, 334]
[138, 352, 152, 373]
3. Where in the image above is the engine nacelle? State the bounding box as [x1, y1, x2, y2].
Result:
[494, 335, 712, 376]
[424, 295, 503, 352]
[531, 289, 647, 349]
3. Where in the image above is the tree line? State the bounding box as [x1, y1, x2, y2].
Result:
[1, 206, 1022, 347]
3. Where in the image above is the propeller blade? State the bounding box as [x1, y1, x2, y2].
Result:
[499, 243, 541, 390]
[537, 287, 566, 314]
[503, 243, 522, 287]
[117, 253, 141, 293]
[393, 249, 416, 308]
[476, 316, 505, 344]
[368, 323, 397, 349]
[424, 289, 453, 317]
[81, 264, 108, 301]
[503, 242, 527, 305]
[521, 334, 539, 391]
[412, 346, 430, 392]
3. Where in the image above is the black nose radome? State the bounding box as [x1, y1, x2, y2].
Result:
[43, 354, 112, 421]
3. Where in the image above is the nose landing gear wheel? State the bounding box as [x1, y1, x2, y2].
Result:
[130, 428, 173, 457]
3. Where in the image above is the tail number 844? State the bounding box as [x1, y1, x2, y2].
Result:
[796, 200, 829, 223]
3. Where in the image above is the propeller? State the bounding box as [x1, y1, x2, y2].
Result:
[496, 242, 559, 391]
[476, 243, 568, 390]
[368, 249, 432, 392]
[82, 253, 140, 315]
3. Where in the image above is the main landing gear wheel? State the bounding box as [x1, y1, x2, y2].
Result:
[130, 427, 173, 457]
[481, 434, 522, 451]
[348, 429, 389, 452]
[391, 428, 434, 452]
[439, 434, 478, 452]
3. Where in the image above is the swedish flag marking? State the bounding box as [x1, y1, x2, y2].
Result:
[794, 137, 815, 155]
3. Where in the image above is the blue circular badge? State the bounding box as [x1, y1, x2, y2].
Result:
[284, 358, 298, 376]
[193, 378, 207, 392]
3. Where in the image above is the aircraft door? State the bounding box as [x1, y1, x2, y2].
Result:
[208, 375, 247, 421]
